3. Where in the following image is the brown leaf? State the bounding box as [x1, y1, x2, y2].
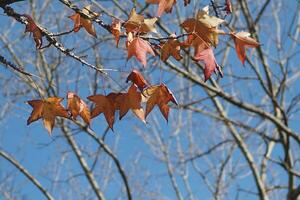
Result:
[127, 37, 155, 67]
[88, 93, 120, 130]
[116, 84, 145, 122]
[126, 70, 149, 91]
[146, 0, 176, 17]
[161, 34, 182, 61]
[23, 15, 43, 49]
[124, 8, 157, 34]
[27, 97, 69, 134]
[110, 19, 121, 47]
[67, 92, 91, 125]
[68, 5, 97, 37]
[231, 31, 260, 64]
[144, 84, 178, 121]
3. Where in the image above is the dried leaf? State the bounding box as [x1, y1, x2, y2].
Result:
[27, 97, 69, 134]
[161, 34, 182, 61]
[88, 93, 120, 130]
[116, 84, 145, 122]
[231, 31, 260, 64]
[23, 15, 43, 49]
[127, 37, 155, 67]
[126, 70, 149, 91]
[68, 5, 97, 37]
[110, 19, 121, 47]
[67, 92, 91, 125]
[181, 6, 225, 47]
[146, 0, 176, 17]
[124, 8, 157, 33]
[144, 84, 177, 121]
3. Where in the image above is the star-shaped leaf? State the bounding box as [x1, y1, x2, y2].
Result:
[116, 84, 145, 122]
[161, 34, 182, 61]
[88, 93, 120, 130]
[144, 84, 178, 121]
[127, 36, 155, 67]
[27, 97, 69, 134]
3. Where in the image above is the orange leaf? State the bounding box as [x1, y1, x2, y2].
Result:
[23, 15, 43, 49]
[67, 92, 91, 125]
[126, 70, 149, 91]
[161, 34, 182, 61]
[115, 84, 145, 122]
[231, 31, 260, 64]
[146, 0, 176, 17]
[68, 6, 97, 37]
[27, 97, 69, 134]
[88, 93, 120, 130]
[110, 19, 121, 47]
[144, 84, 177, 121]
[127, 37, 155, 67]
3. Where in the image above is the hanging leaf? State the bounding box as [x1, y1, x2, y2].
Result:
[127, 36, 155, 67]
[27, 97, 69, 134]
[68, 5, 98, 37]
[23, 15, 43, 49]
[143, 84, 178, 121]
[67, 92, 91, 125]
[124, 8, 157, 34]
[115, 84, 145, 122]
[126, 69, 149, 91]
[194, 48, 223, 81]
[88, 93, 121, 130]
[110, 19, 122, 47]
[146, 0, 177, 17]
[231, 31, 260, 64]
[160, 34, 182, 61]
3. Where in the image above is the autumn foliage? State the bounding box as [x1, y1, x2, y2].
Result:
[23, 0, 260, 134]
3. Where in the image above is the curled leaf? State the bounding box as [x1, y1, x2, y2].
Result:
[161, 34, 182, 61]
[67, 92, 91, 125]
[126, 70, 149, 91]
[110, 19, 121, 47]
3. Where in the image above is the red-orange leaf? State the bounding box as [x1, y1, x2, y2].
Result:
[194, 47, 223, 81]
[144, 84, 178, 121]
[67, 92, 91, 125]
[27, 97, 69, 134]
[161, 34, 182, 61]
[126, 70, 149, 91]
[23, 15, 43, 49]
[146, 0, 176, 17]
[88, 93, 120, 130]
[231, 31, 260, 65]
[127, 37, 155, 67]
[116, 84, 145, 122]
